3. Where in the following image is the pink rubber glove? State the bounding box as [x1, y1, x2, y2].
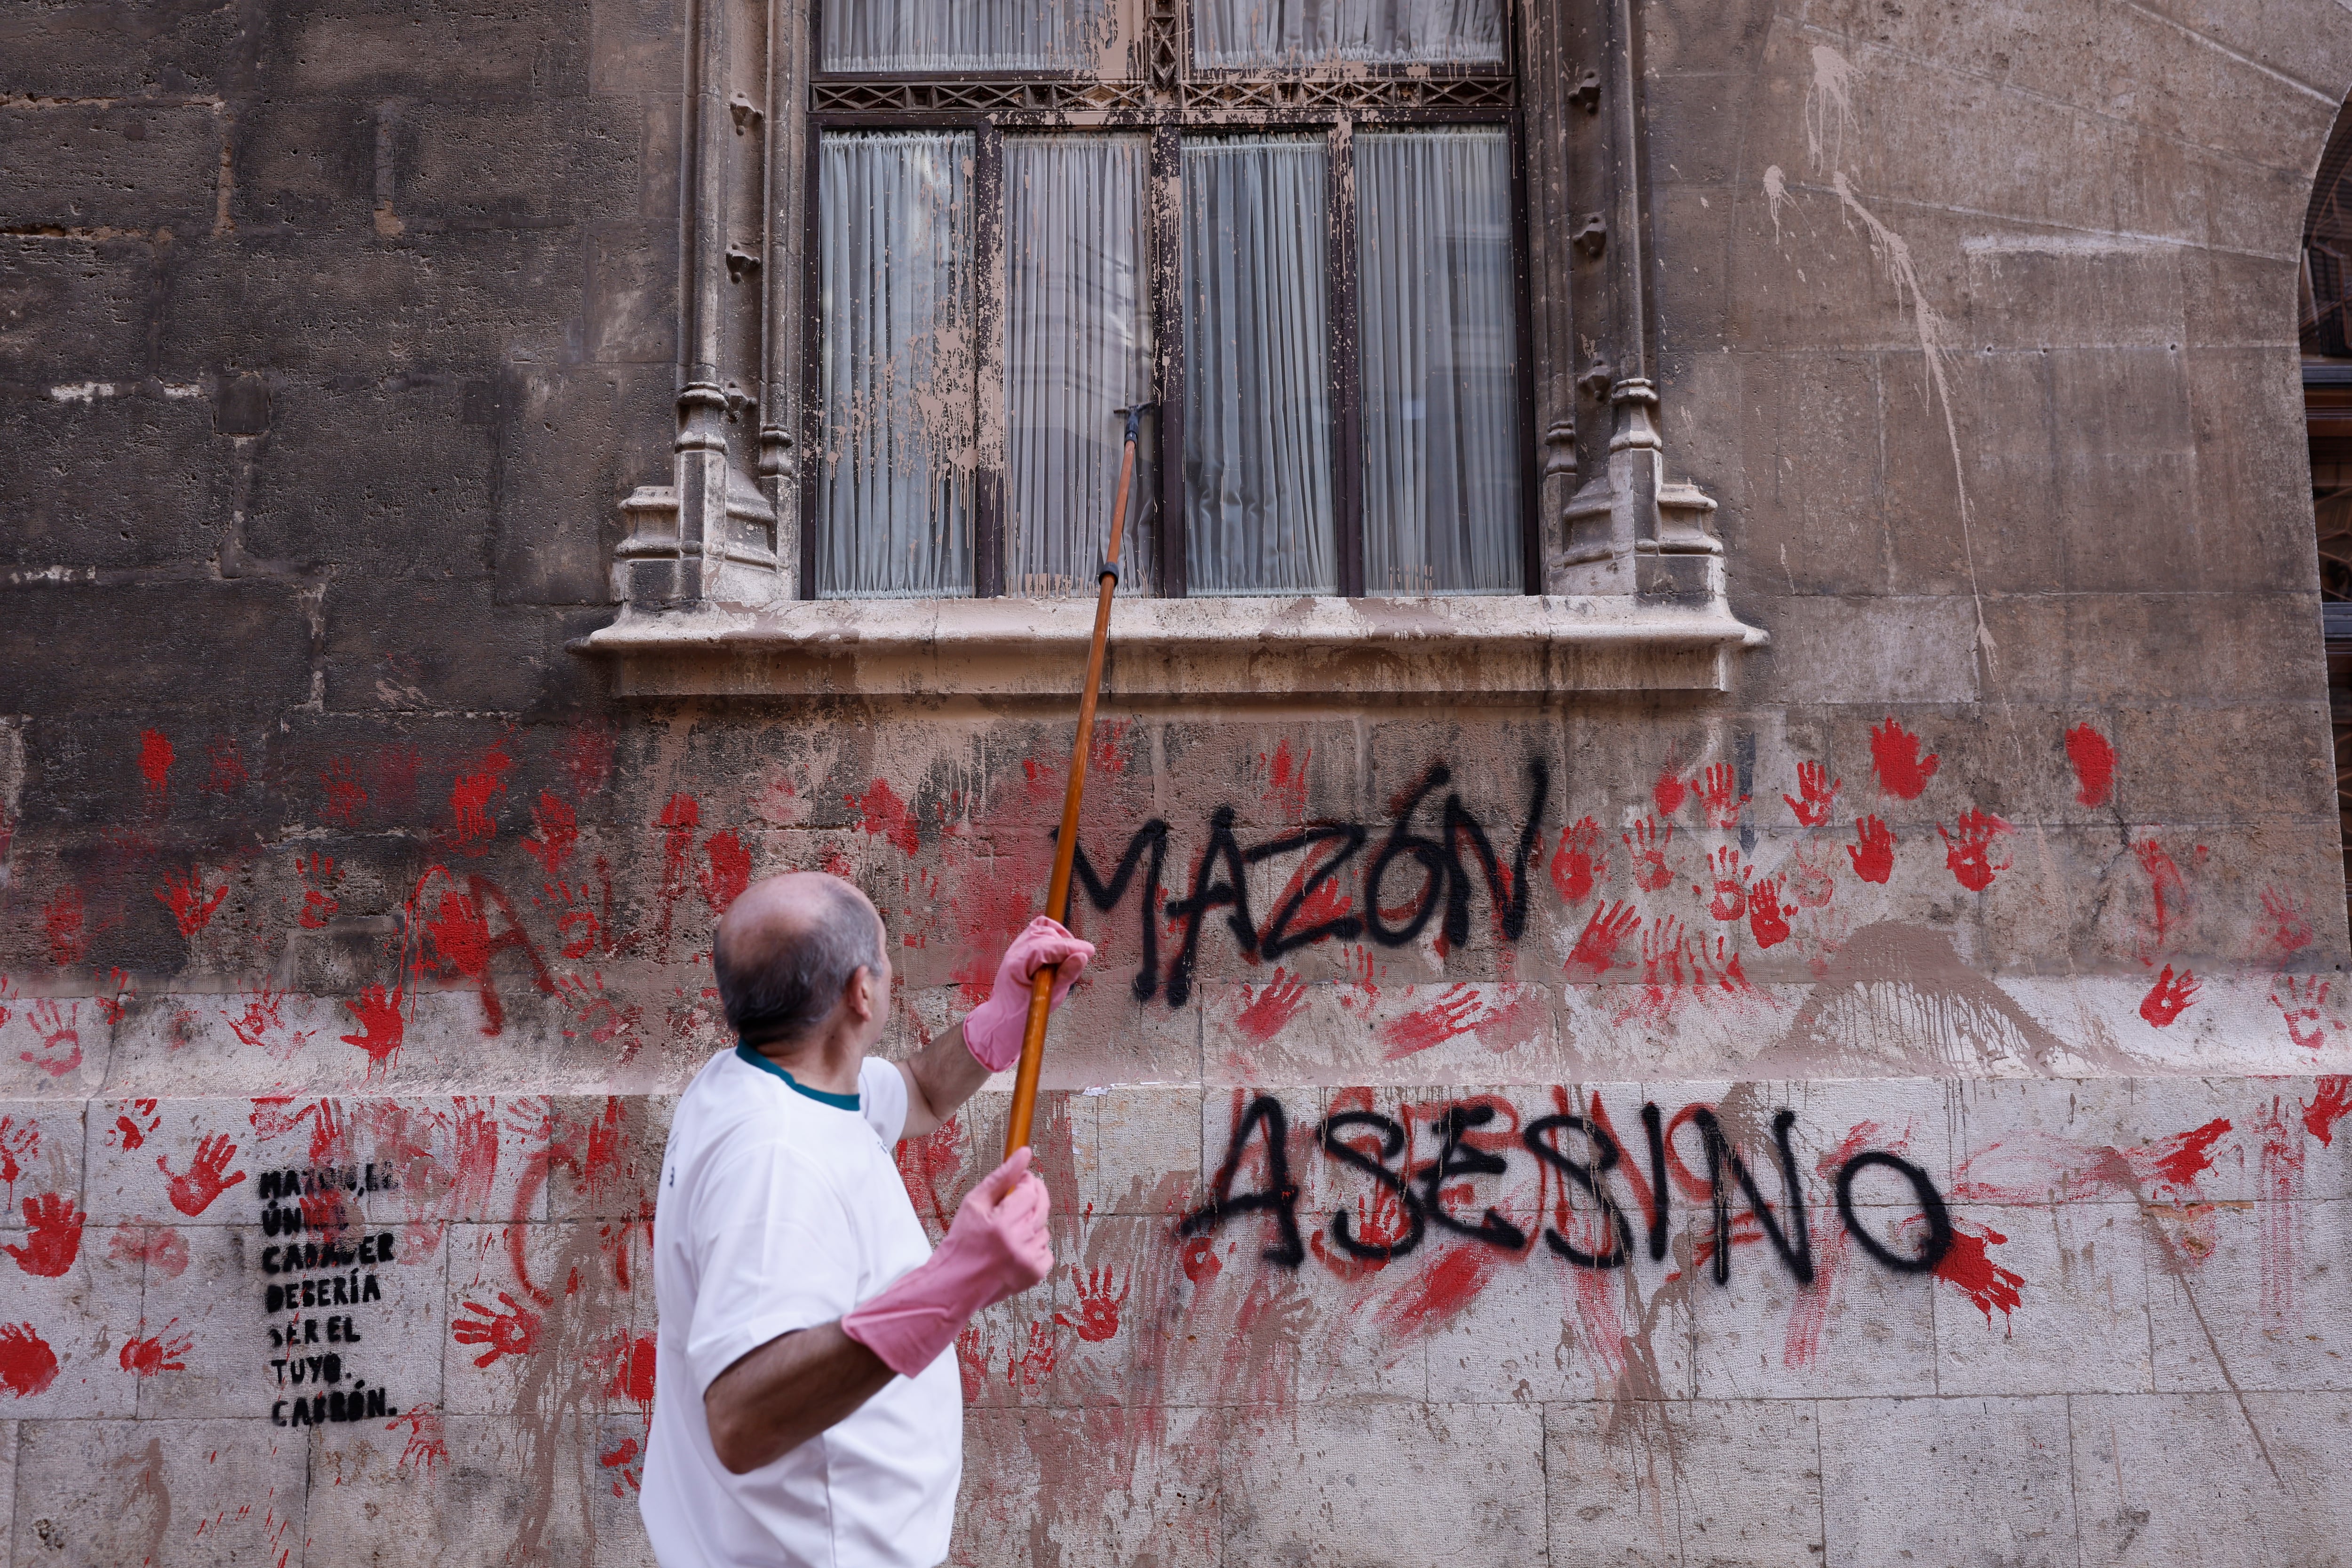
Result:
[841, 1149, 1053, 1378]
[961, 915, 1096, 1073]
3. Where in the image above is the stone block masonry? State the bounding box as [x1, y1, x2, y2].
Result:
[8, 0, 2352, 1561]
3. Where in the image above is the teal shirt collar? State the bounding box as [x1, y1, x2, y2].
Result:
[734, 1042, 861, 1112]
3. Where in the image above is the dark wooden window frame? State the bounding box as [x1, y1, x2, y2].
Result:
[797, 0, 1536, 602]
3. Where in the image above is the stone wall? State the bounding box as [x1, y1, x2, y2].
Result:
[6, 0, 2352, 1564]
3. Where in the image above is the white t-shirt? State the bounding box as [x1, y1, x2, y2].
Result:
[640, 1046, 961, 1568]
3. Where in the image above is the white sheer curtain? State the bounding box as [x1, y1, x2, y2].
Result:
[1357, 127, 1521, 595]
[823, 0, 1130, 72]
[815, 130, 974, 599]
[1182, 135, 1335, 597]
[1192, 0, 1504, 68]
[1003, 135, 1154, 598]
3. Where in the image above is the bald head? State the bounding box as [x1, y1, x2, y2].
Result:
[713, 873, 886, 1046]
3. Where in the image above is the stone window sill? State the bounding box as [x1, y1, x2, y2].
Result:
[576, 595, 1768, 700]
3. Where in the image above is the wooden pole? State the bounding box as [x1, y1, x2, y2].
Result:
[1003, 406, 1146, 1159]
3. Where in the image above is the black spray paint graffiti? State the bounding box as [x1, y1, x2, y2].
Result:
[1176, 1095, 1955, 1284]
[1069, 761, 1550, 1007]
[257, 1165, 403, 1427]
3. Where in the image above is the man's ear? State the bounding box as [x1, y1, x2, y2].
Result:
[844, 965, 878, 1023]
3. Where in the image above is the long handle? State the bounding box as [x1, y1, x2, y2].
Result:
[1004, 409, 1144, 1158]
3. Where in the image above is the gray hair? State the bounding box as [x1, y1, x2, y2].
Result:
[714, 878, 883, 1043]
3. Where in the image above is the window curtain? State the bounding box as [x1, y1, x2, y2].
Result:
[1003, 135, 1154, 598]
[815, 130, 975, 599]
[1192, 0, 1504, 69]
[1182, 135, 1335, 597]
[1357, 127, 1521, 595]
[822, 0, 1129, 73]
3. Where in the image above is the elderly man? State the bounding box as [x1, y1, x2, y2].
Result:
[640, 871, 1093, 1568]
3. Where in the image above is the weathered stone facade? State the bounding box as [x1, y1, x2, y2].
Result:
[6, 0, 2352, 1564]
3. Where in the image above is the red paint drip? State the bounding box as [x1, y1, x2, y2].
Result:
[1868, 718, 1939, 800]
[2135, 838, 2187, 952]
[2065, 723, 2115, 807]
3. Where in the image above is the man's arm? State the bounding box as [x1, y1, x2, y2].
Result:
[896, 918, 1096, 1141]
[897, 1020, 987, 1142]
[702, 1323, 892, 1475]
[701, 1152, 1052, 1473]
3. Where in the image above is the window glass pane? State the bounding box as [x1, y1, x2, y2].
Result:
[1357, 127, 1521, 596]
[1182, 135, 1335, 597]
[1004, 135, 1154, 598]
[816, 130, 975, 599]
[1192, 0, 1505, 70]
[823, 0, 1134, 73]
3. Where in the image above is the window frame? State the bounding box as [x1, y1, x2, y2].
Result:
[797, 0, 1538, 601]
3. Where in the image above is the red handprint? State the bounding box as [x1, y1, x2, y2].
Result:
[320, 756, 369, 826]
[119, 1320, 192, 1377]
[5, 1194, 84, 1278]
[522, 791, 578, 875]
[1006, 1320, 1057, 1390]
[95, 969, 134, 1027]
[1790, 841, 1837, 908]
[1692, 933, 1757, 996]
[1783, 760, 1841, 827]
[1868, 718, 1939, 800]
[0, 1322, 59, 1398]
[2273, 975, 2332, 1051]
[1053, 1266, 1131, 1343]
[699, 831, 752, 914]
[1623, 816, 1675, 892]
[160, 1133, 246, 1216]
[1705, 847, 1748, 921]
[154, 868, 230, 938]
[1846, 816, 1896, 884]
[340, 985, 406, 1073]
[1693, 764, 1748, 828]
[0, 1116, 38, 1199]
[1549, 816, 1604, 902]
[2260, 887, 2315, 963]
[1748, 878, 1794, 949]
[2139, 965, 2200, 1028]
[1938, 810, 2015, 893]
[22, 1000, 80, 1078]
[1640, 916, 1688, 987]
[1565, 901, 1641, 980]
[453, 1291, 543, 1368]
[297, 852, 340, 930]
